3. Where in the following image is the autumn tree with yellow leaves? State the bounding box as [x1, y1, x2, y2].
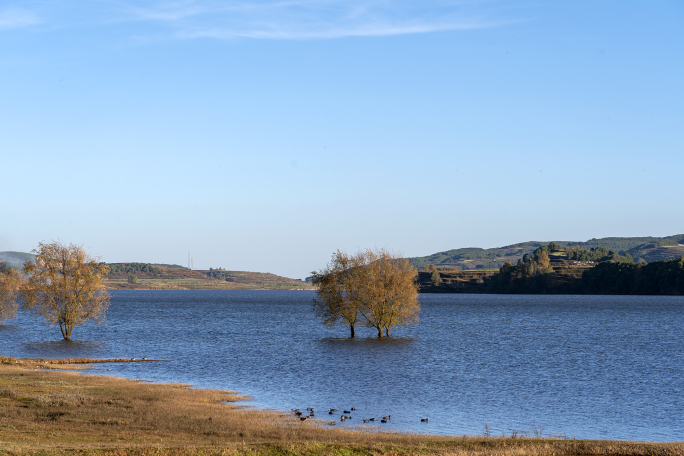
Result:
[0, 268, 21, 323]
[536, 250, 551, 269]
[21, 241, 110, 340]
[312, 249, 420, 338]
[311, 251, 363, 337]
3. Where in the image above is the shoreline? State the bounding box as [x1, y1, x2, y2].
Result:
[105, 287, 316, 291]
[106, 286, 316, 291]
[1, 357, 682, 455]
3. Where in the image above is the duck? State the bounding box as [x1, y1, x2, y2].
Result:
[382, 415, 391, 420]
[362, 419, 369, 423]
[300, 417, 307, 421]
[421, 418, 429, 422]
[381, 419, 387, 423]
[295, 411, 303, 416]
[369, 418, 375, 421]
[351, 407, 356, 411]
[329, 411, 334, 415]
[329, 408, 338, 412]
[343, 410, 351, 414]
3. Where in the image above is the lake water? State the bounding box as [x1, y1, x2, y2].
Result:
[1, 291, 683, 442]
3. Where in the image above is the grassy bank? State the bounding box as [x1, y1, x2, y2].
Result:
[0, 357, 681, 455]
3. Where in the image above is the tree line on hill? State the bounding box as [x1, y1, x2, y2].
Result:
[565, 245, 634, 263]
[409, 234, 684, 270]
[574, 234, 684, 253]
[205, 268, 232, 281]
[488, 244, 556, 293]
[582, 258, 684, 294]
[106, 263, 162, 275]
[488, 243, 683, 295]
[423, 264, 460, 286]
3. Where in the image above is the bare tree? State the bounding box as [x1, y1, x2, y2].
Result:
[312, 248, 420, 338]
[21, 241, 110, 340]
[0, 268, 21, 323]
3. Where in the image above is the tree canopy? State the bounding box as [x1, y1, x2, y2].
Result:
[312, 249, 420, 338]
[311, 251, 363, 337]
[106, 262, 160, 275]
[0, 268, 21, 323]
[582, 257, 684, 295]
[21, 241, 110, 340]
[565, 246, 633, 263]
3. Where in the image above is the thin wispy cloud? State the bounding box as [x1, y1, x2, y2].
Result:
[0, 1, 510, 40]
[122, 0, 508, 40]
[177, 21, 490, 40]
[0, 7, 41, 30]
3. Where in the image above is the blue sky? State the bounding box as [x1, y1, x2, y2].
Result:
[1, 1, 683, 279]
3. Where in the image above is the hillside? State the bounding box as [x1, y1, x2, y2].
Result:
[0, 251, 36, 270]
[409, 234, 684, 270]
[104, 263, 314, 291]
[0, 253, 313, 291]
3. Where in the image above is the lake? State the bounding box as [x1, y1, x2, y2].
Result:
[1, 291, 683, 442]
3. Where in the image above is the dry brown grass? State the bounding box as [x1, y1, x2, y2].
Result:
[0, 359, 682, 455]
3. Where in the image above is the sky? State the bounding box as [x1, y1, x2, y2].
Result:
[1, 1, 683, 279]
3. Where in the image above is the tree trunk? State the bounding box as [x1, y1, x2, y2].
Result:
[377, 327, 383, 338]
[385, 327, 391, 337]
[60, 320, 73, 340]
[350, 324, 355, 338]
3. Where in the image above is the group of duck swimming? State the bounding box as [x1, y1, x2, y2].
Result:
[291, 407, 426, 424]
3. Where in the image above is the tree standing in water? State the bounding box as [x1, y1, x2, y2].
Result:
[21, 241, 110, 340]
[311, 248, 420, 338]
[356, 249, 420, 337]
[311, 251, 363, 337]
[0, 268, 21, 323]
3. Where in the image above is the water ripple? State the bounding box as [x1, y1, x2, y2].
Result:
[1, 291, 683, 441]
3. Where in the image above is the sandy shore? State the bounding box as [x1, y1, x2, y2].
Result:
[1, 356, 682, 455]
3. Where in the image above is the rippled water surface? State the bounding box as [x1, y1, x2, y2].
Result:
[2, 291, 683, 441]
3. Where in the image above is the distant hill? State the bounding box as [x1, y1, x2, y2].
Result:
[103, 263, 313, 291]
[0, 253, 313, 290]
[409, 234, 684, 270]
[0, 251, 36, 270]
